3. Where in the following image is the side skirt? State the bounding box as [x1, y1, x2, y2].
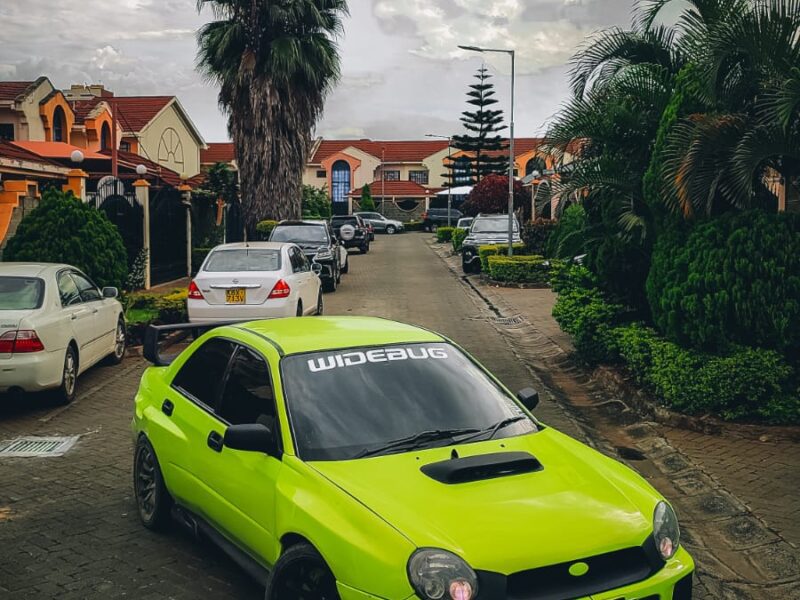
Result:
[171, 505, 270, 587]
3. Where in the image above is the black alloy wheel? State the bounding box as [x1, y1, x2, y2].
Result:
[133, 436, 172, 530]
[265, 543, 339, 600]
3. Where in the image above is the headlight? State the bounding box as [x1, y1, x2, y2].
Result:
[653, 501, 680, 560]
[315, 249, 333, 260]
[408, 549, 478, 600]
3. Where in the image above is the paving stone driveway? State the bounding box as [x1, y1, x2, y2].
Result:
[0, 233, 797, 599]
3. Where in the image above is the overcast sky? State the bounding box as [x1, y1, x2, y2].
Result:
[0, 0, 662, 142]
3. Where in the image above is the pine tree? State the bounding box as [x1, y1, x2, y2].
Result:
[447, 67, 508, 186]
[359, 184, 376, 211]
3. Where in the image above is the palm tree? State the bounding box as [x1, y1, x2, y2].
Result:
[196, 0, 348, 232]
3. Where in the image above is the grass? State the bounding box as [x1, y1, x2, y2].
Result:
[126, 307, 159, 325]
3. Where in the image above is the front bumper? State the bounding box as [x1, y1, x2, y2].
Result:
[462, 246, 480, 264]
[592, 546, 694, 599]
[0, 350, 65, 392]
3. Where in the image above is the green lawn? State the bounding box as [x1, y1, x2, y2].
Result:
[126, 308, 159, 325]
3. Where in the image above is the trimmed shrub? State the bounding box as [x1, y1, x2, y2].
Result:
[452, 228, 468, 252]
[4, 189, 128, 288]
[647, 211, 800, 353]
[522, 219, 556, 256]
[546, 204, 587, 259]
[255, 220, 279, 240]
[358, 184, 376, 212]
[487, 255, 550, 284]
[155, 289, 188, 323]
[552, 283, 624, 364]
[478, 243, 526, 271]
[436, 227, 455, 243]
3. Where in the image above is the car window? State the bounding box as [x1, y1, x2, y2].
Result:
[0, 277, 44, 310]
[70, 272, 102, 302]
[290, 247, 305, 273]
[204, 249, 281, 272]
[172, 337, 236, 409]
[271, 225, 329, 245]
[472, 218, 519, 233]
[332, 217, 358, 226]
[281, 342, 536, 461]
[218, 346, 276, 426]
[57, 271, 82, 307]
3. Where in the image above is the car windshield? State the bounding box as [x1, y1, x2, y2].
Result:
[472, 218, 519, 233]
[0, 277, 44, 310]
[281, 342, 536, 461]
[203, 249, 281, 272]
[271, 226, 328, 245]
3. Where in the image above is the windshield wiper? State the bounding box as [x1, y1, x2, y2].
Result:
[454, 415, 529, 445]
[354, 428, 481, 459]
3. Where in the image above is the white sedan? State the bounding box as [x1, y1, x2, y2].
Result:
[187, 242, 323, 323]
[0, 263, 125, 403]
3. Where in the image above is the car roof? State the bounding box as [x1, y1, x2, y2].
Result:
[0, 263, 69, 277]
[209, 242, 289, 251]
[276, 221, 327, 227]
[236, 316, 444, 356]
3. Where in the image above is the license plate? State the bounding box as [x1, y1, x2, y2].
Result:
[225, 288, 246, 304]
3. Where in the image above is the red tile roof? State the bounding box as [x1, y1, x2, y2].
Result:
[113, 96, 173, 132]
[0, 81, 36, 102]
[98, 149, 184, 187]
[11, 141, 107, 160]
[201, 142, 235, 164]
[312, 140, 450, 164]
[0, 140, 64, 168]
[350, 180, 435, 198]
[69, 97, 104, 123]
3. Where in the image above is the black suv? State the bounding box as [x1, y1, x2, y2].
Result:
[422, 208, 463, 232]
[330, 215, 370, 254]
[270, 221, 345, 292]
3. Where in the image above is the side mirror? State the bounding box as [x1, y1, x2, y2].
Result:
[224, 423, 280, 457]
[102, 287, 119, 299]
[311, 263, 323, 275]
[517, 388, 539, 411]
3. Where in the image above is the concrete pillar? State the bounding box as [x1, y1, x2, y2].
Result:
[179, 184, 192, 277]
[778, 177, 787, 212]
[63, 169, 88, 202]
[133, 179, 151, 290]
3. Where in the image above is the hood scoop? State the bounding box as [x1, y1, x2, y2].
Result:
[421, 451, 543, 484]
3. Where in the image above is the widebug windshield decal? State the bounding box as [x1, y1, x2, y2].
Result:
[307, 346, 449, 372]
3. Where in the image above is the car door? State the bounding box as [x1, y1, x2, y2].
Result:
[55, 270, 96, 370]
[68, 270, 110, 367]
[198, 342, 283, 566]
[291, 246, 315, 312]
[78, 270, 118, 356]
[161, 337, 237, 516]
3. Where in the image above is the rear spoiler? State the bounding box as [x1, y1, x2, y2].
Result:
[143, 321, 241, 367]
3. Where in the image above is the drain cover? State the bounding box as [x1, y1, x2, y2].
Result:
[0, 436, 78, 458]
[492, 315, 526, 327]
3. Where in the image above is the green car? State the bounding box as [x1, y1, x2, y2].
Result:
[132, 317, 694, 600]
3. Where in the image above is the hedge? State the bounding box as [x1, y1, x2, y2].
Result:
[487, 255, 551, 285]
[522, 219, 556, 256]
[553, 265, 799, 423]
[255, 220, 279, 240]
[436, 227, 455, 243]
[452, 228, 468, 252]
[478, 243, 526, 271]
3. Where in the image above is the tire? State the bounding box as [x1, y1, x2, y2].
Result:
[322, 276, 337, 293]
[296, 301, 304, 317]
[105, 317, 126, 365]
[386, 225, 396, 235]
[341, 257, 349, 274]
[335, 266, 341, 284]
[462, 257, 476, 274]
[54, 345, 78, 405]
[360, 243, 369, 254]
[133, 436, 172, 531]
[315, 292, 324, 316]
[431, 223, 438, 233]
[265, 543, 339, 600]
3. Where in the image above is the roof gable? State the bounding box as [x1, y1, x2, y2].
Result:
[113, 96, 174, 132]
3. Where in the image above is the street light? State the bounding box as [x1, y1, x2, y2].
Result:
[458, 44, 516, 257]
[426, 133, 453, 226]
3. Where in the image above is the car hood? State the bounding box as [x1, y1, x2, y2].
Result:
[309, 428, 657, 574]
[466, 232, 522, 245]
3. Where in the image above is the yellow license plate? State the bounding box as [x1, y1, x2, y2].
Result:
[225, 288, 246, 304]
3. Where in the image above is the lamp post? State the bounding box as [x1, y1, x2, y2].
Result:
[458, 44, 516, 256]
[426, 134, 453, 226]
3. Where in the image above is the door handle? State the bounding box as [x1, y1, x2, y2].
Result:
[161, 399, 174, 417]
[207, 430, 224, 453]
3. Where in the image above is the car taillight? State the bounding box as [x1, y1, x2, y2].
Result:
[0, 330, 45, 353]
[268, 279, 291, 299]
[188, 280, 204, 300]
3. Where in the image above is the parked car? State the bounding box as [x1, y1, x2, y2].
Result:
[269, 221, 348, 293]
[188, 242, 323, 323]
[330, 215, 370, 253]
[461, 213, 522, 273]
[421, 208, 463, 232]
[0, 263, 125, 403]
[134, 317, 693, 600]
[456, 217, 474, 230]
[355, 212, 405, 235]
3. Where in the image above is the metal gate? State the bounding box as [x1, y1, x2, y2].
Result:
[91, 177, 143, 267]
[149, 189, 187, 285]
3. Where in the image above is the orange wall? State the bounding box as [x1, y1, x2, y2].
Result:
[40, 93, 75, 144]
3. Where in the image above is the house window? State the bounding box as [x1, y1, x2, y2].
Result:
[52, 106, 66, 142]
[120, 141, 131, 152]
[409, 170, 429, 185]
[383, 170, 400, 181]
[331, 160, 351, 204]
[0, 124, 14, 141]
[316, 170, 326, 178]
[525, 157, 546, 176]
[453, 157, 472, 185]
[100, 122, 111, 151]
